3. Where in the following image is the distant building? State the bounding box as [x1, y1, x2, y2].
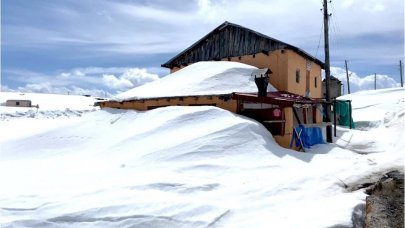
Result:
[322, 76, 342, 99]
[5, 100, 32, 107]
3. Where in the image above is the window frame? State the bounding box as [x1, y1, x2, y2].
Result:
[295, 69, 301, 83]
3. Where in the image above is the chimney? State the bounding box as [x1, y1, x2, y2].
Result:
[252, 68, 272, 97]
[254, 76, 268, 97]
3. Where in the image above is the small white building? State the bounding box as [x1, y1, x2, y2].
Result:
[5, 100, 32, 107]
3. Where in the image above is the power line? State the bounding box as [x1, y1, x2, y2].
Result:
[314, 19, 324, 59]
[329, 1, 343, 54]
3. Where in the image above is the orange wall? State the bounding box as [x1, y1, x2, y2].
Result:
[223, 51, 289, 91]
[100, 95, 237, 113]
[285, 50, 322, 98]
[169, 50, 322, 99]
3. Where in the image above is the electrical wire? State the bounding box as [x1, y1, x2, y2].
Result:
[314, 22, 323, 59]
[329, 1, 343, 54]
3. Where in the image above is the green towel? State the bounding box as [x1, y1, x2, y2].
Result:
[334, 101, 355, 128]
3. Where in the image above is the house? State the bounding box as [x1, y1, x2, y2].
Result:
[162, 21, 324, 98]
[100, 21, 325, 149]
[322, 76, 342, 99]
[5, 99, 32, 107]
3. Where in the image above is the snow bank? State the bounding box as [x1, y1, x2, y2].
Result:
[333, 88, 405, 154]
[1, 87, 404, 227]
[0, 92, 100, 120]
[339, 87, 405, 127]
[115, 61, 276, 100]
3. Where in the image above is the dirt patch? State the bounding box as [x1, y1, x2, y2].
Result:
[364, 170, 404, 228]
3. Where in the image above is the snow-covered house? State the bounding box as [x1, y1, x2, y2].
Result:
[162, 21, 324, 99]
[100, 21, 325, 149]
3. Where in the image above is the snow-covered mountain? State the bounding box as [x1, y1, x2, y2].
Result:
[0, 87, 404, 227]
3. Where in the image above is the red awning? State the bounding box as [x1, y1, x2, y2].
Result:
[232, 91, 324, 107]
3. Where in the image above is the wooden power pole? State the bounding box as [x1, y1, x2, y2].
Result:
[323, 0, 332, 143]
[374, 73, 377, 90]
[345, 60, 350, 94]
[400, 60, 403, 87]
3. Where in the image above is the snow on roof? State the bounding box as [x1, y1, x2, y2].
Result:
[115, 61, 277, 101]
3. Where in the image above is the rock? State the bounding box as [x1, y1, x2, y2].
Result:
[365, 170, 404, 228]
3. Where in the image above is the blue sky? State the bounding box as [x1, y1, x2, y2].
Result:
[1, 0, 404, 97]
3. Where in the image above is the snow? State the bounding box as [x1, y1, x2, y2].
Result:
[115, 61, 277, 100]
[339, 87, 405, 126]
[1, 87, 404, 227]
[0, 92, 100, 119]
[334, 87, 405, 154]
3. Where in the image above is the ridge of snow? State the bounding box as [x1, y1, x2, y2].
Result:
[0, 92, 99, 111]
[115, 61, 277, 101]
[338, 87, 405, 125]
[0, 88, 404, 227]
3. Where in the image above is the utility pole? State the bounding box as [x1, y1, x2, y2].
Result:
[374, 73, 377, 90]
[399, 60, 404, 87]
[345, 60, 350, 94]
[323, 0, 332, 143]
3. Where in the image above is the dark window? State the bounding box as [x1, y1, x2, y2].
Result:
[240, 108, 285, 136]
[296, 70, 300, 83]
[16, 101, 20, 106]
[314, 77, 318, 88]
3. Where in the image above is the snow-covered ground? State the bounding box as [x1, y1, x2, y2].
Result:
[0, 88, 404, 227]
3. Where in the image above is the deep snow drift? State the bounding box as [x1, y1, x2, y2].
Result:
[115, 61, 276, 101]
[0, 88, 404, 228]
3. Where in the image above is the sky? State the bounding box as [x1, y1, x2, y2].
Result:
[1, 0, 404, 97]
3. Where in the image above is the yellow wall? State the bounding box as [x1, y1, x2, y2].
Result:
[273, 107, 294, 148]
[169, 50, 322, 99]
[285, 50, 322, 98]
[222, 51, 289, 91]
[170, 67, 181, 73]
[100, 95, 237, 113]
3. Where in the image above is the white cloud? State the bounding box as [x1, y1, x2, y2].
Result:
[3, 0, 402, 63]
[1, 85, 15, 92]
[4, 67, 161, 97]
[102, 68, 159, 91]
[8, 82, 113, 98]
[329, 67, 400, 94]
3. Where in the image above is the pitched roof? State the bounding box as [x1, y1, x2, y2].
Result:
[162, 21, 324, 69]
[323, 75, 342, 83]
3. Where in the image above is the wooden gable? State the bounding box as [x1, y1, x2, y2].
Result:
[162, 21, 324, 69]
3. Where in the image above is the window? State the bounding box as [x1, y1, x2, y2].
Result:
[314, 77, 318, 88]
[296, 69, 300, 83]
[16, 101, 20, 106]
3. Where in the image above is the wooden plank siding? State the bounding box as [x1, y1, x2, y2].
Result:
[162, 21, 323, 70]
